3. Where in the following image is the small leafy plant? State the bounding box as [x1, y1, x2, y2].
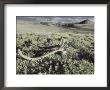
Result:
[16, 33, 94, 74]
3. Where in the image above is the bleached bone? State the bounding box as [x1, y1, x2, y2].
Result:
[18, 48, 64, 61]
[18, 38, 66, 61]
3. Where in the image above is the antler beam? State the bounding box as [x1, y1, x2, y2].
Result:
[18, 38, 66, 61]
[18, 48, 64, 61]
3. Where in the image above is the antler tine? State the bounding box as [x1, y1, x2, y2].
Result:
[59, 37, 65, 48]
[18, 37, 66, 61]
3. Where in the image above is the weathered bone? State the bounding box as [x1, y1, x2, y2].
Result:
[18, 38, 66, 61]
[18, 48, 64, 61]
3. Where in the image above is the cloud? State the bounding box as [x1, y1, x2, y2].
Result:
[17, 16, 94, 23]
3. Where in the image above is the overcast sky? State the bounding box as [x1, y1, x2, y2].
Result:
[17, 16, 94, 23]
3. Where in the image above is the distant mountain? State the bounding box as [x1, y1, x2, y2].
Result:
[17, 16, 94, 24]
[78, 19, 94, 24]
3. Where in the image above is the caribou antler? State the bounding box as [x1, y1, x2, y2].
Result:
[18, 38, 66, 61]
[18, 48, 64, 61]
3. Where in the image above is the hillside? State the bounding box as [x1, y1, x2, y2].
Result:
[78, 19, 94, 24]
[17, 20, 94, 34]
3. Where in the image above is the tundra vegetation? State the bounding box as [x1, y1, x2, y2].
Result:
[16, 17, 94, 74]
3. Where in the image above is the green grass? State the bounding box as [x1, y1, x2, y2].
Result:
[16, 33, 94, 74]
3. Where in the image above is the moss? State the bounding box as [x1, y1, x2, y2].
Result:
[16, 33, 94, 74]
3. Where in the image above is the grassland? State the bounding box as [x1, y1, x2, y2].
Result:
[16, 20, 94, 74]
